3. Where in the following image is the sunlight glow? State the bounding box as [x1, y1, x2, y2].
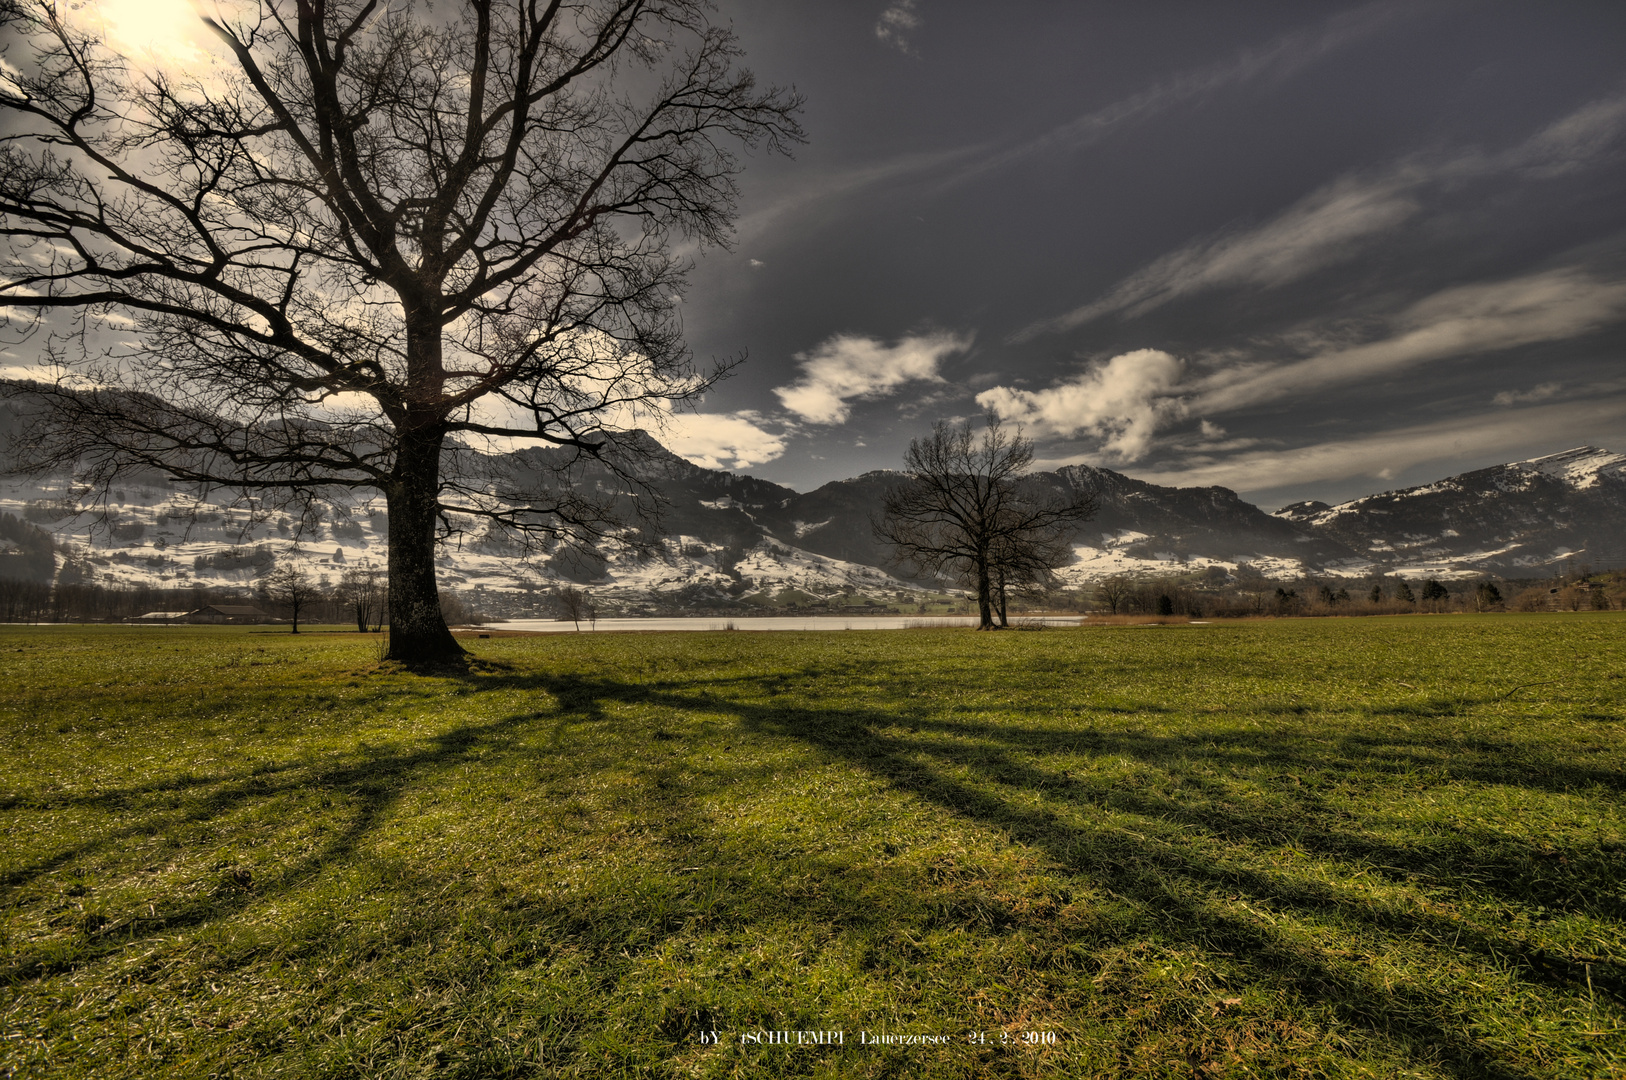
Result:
[67, 0, 231, 75]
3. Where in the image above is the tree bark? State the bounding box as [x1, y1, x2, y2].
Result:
[386, 426, 465, 666]
[975, 555, 995, 629]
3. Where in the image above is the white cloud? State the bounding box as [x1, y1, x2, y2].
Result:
[1492, 382, 1563, 407]
[1192, 268, 1626, 413]
[461, 390, 788, 472]
[659, 410, 787, 471]
[1126, 395, 1626, 495]
[773, 330, 971, 424]
[875, 1, 922, 54]
[975, 348, 1186, 461]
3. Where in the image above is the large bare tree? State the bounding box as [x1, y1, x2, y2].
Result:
[874, 415, 1096, 629]
[0, 0, 801, 664]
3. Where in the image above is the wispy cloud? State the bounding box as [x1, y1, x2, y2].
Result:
[975, 348, 1186, 461]
[774, 330, 972, 425]
[1506, 95, 1626, 178]
[1492, 382, 1563, 407]
[1124, 395, 1626, 496]
[940, 1, 1411, 193]
[718, 4, 1411, 255]
[1015, 175, 1421, 339]
[988, 266, 1626, 466]
[1016, 93, 1626, 338]
[1191, 267, 1626, 413]
[713, 145, 985, 254]
[875, 1, 922, 55]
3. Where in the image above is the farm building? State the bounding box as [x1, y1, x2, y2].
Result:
[130, 611, 190, 624]
[183, 604, 276, 624]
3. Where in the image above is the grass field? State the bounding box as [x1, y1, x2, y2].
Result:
[2, 616, 1624, 1078]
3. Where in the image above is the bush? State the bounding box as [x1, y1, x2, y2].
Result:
[1513, 587, 1552, 613]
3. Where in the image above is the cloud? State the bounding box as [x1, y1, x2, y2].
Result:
[462, 388, 788, 471]
[975, 348, 1186, 461]
[719, 2, 1413, 252]
[773, 330, 972, 424]
[875, 1, 922, 54]
[660, 410, 787, 470]
[59, 0, 235, 92]
[1492, 382, 1563, 407]
[1015, 93, 1626, 338]
[993, 267, 1626, 465]
[940, 2, 1410, 193]
[1125, 395, 1626, 496]
[1508, 95, 1626, 178]
[1192, 267, 1626, 413]
[1017, 175, 1420, 338]
[701, 144, 985, 255]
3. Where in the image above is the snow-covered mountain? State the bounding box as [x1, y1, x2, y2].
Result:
[4, 424, 1623, 608]
[1272, 447, 1626, 578]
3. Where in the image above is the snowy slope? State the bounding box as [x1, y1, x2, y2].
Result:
[1273, 446, 1626, 576]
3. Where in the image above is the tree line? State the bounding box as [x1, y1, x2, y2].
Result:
[0, 558, 489, 629]
[1078, 570, 1622, 619]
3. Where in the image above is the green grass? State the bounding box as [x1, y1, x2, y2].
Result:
[2, 616, 1624, 1078]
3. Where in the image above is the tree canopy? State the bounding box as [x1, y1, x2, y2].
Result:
[874, 415, 1096, 629]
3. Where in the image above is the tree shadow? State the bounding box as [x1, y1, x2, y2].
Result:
[7, 655, 1621, 1077]
[453, 665, 1624, 1079]
[0, 703, 588, 984]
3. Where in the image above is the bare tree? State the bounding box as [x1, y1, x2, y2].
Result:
[552, 584, 594, 631]
[263, 560, 318, 633]
[0, 0, 802, 665]
[988, 514, 1076, 626]
[874, 415, 1096, 629]
[1093, 575, 1131, 615]
[336, 559, 386, 632]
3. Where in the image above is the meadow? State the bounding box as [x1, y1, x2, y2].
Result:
[1, 616, 1623, 1078]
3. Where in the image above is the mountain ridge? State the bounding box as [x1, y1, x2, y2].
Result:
[3, 407, 1622, 609]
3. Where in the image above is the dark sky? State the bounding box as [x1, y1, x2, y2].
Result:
[658, 0, 1626, 508]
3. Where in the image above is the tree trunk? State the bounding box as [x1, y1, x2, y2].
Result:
[385, 426, 465, 665]
[975, 556, 995, 629]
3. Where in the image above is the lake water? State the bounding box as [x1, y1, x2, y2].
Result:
[483, 615, 1087, 634]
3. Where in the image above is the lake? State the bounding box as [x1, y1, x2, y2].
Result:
[483, 615, 1087, 633]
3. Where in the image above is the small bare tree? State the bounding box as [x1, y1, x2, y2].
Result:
[0, 0, 802, 665]
[553, 585, 594, 631]
[1093, 575, 1131, 615]
[263, 560, 319, 633]
[989, 515, 1075, 625]
[874, 415, 1096, 629]
[336, 559, 386, 633]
